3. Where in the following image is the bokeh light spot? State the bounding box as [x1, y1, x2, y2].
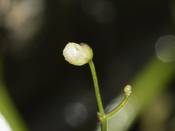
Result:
[155, 36, 175, 62]
[64, 102, 87, 127]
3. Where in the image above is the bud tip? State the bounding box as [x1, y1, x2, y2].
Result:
[124, 85, 132, 96]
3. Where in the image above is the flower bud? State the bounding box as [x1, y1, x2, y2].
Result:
[124, 85, 132, 96]
[63, 42, 93, 66]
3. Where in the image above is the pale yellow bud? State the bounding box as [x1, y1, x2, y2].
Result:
[124, 85, 132, 96]
[63, 42, 93, 66]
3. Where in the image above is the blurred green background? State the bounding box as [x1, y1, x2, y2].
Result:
[0, 0, 175, 131]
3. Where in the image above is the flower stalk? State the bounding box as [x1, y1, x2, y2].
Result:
[63, 42, 132, 131]
[89, 60, 132, 131]
[89, 60, 105, 116]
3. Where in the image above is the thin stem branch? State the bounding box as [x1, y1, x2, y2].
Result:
[89, 60, 131, 131]
[106, 95, 130, 118]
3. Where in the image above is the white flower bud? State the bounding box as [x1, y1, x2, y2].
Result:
[63, 42, 93, 66]
[124, 85, 132, 96]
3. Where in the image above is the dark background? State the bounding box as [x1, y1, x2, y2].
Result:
[0, 0, 175, 131]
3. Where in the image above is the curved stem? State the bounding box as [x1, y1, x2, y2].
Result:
[89, 60, 105, 116]
[106, 95, 131, 118]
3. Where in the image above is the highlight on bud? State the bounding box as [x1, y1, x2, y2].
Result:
[124, 85, 132, 96]
[63, 42, 93, 66]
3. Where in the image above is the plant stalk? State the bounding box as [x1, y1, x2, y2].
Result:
[106, 95, 130, 118]
[89, 60, 105, 116]
[89, 60, 131, 131]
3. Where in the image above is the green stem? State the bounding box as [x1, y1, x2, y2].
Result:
[89, 60, 131, 131]
[101, 117, 107, 131]
[106, 95, 130, 118]
[89, 60, 105, 116]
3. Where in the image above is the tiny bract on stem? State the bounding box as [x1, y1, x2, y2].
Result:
[63, 42, 132, 131]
